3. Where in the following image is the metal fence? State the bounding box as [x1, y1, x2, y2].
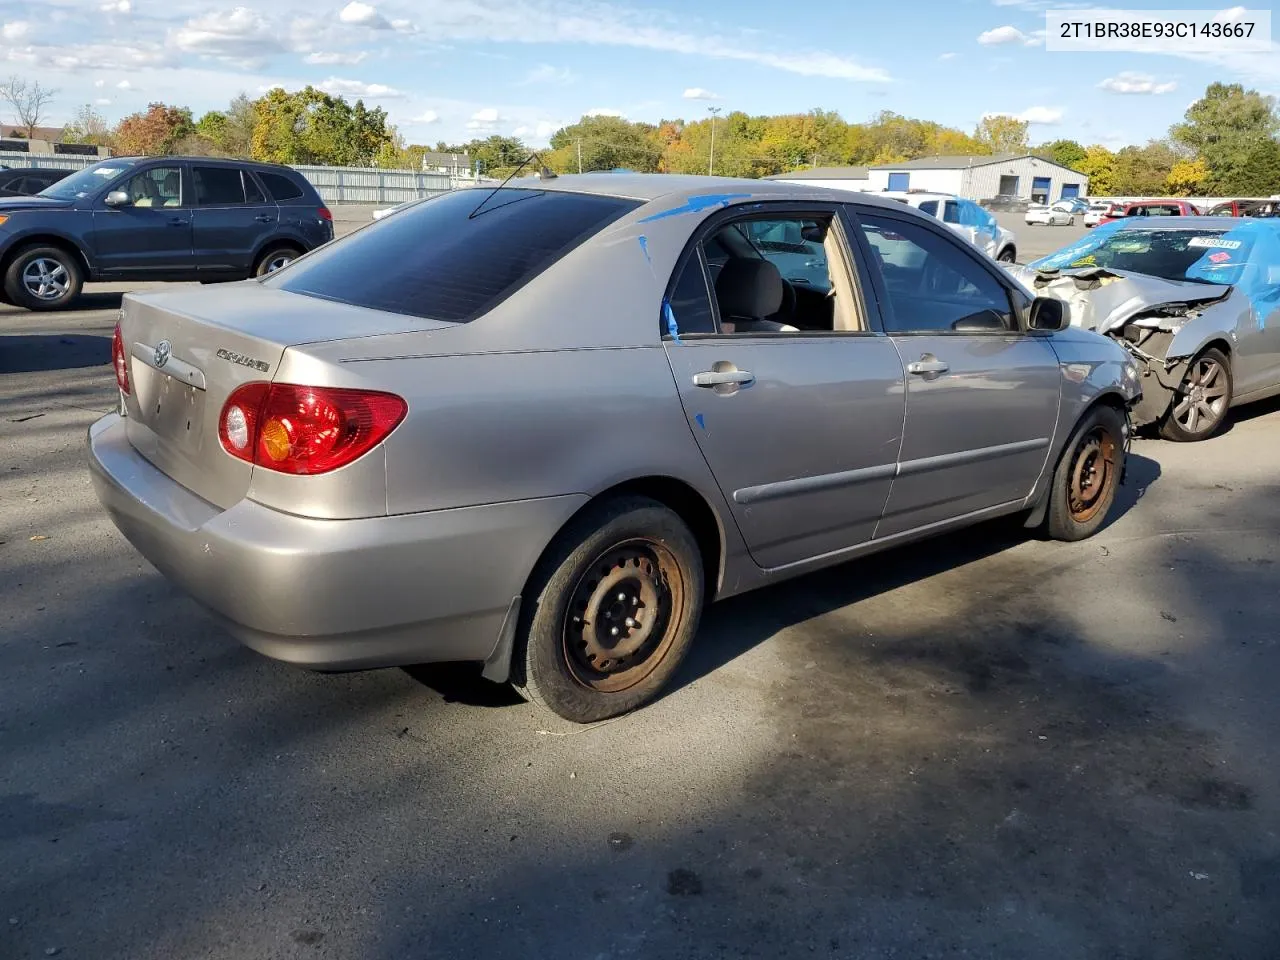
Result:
[0, 152, 455, 205]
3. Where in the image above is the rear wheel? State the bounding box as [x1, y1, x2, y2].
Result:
[3, 245, 83, 311]
[253, 244, 303, 277]
[1159, 347, 1232, 442]
[997, 247, 1016, 263]
[512, 496, 705, 723]
[1046, 404, 1125, 541]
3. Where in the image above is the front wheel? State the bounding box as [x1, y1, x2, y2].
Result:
[1159, 347, 1232, 442]
[997, 247, 1016, 263]
[512, 496, 705, 723]
[1045, 404, 1126, 541]
[3, 245, 84, 311]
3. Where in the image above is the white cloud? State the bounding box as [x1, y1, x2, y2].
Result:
[938, 51, 957, 61]
[100, 0, 131, 12]
[535, 120, 558, 139]
[94, 97, 111, 105]
[585, 107, 625, 117]
[412, 110, 440, 124]
[169, 7, 284, 67]
[304, 50, 368, 65]
[390, 18, 417, 34]
[317, 76, 404, 98]
[93, 79, 105, 88]
[391, 0, 890, 82]
[521, 63, 575, 84]
[2, 21, 31, 41]
[682, 87, 720, 100]
[985, 106, 1063, 125]
[466, 107, 506, 131]
[339, 1, 390, 29]
[1098, 71, 1177, 95]
[977, 25, 1038, 46]
[116, 79, 132, 90]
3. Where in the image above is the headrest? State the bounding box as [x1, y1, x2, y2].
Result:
[715, 258, 783, 320]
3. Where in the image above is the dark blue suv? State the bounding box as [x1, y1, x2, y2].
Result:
[0, 156, 334, 311]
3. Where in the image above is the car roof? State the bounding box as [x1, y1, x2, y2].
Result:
[495, 172, 919, 212]
[1115, 216, 1253, 230]
[105, 155, 301, 173]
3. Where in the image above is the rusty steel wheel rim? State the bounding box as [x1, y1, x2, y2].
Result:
[1066, 425, 1117, 524]
[562, 538, 685, 694]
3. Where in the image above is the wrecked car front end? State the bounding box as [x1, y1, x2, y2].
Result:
[1009, 264, 1236, 427]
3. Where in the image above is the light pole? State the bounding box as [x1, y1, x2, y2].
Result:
[707, 106, 722, 176]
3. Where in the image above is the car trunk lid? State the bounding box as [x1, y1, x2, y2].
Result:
[117, 282, 454, 509]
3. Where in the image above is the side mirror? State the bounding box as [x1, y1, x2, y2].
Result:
[1029, 296, 1069, 332]
[105, 190, 130, 207]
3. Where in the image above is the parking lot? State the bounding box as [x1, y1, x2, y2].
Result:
[5, 205, 1280, 959]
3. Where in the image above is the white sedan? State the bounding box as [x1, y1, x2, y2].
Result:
[1025, 203, 1076, 226]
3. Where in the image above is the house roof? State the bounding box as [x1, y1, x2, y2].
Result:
[868, 153, 1087, 176]
[421, 151, 470, 166]
[0, 125, 68, 141]
[765, 166, 870, 181]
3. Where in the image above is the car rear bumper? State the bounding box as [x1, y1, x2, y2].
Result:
[88, 413, 586, 670]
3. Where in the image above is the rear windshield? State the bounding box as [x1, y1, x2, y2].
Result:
[271, 187, 641, 322]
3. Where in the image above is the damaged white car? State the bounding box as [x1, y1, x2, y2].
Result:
[1008, 217, 1280, 441]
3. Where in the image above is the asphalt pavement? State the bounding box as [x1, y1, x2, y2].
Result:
[3, 209, 1280, 960]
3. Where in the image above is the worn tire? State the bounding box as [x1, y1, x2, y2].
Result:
[1045, 404, 1126, 542]
[253, 244, 303, 277]
[1158, 347, 1232, 442]
[511, 496, 705, 723]
[3, 245, 83, 311]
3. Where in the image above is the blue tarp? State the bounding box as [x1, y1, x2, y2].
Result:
[955, 198, 1001, 247]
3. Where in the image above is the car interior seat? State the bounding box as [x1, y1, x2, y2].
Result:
[161, 172, 181, 207]
[714, 258, 799, 333]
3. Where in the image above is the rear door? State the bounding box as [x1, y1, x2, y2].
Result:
[90, 162, 195, 278]
[661, 204, 907, 571]
[850, 205, 1061, 537]
[191, 165, 279, 276]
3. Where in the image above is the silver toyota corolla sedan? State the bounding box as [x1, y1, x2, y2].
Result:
[89, 175, 1141, 722]
[1010, 217, 1280, 441]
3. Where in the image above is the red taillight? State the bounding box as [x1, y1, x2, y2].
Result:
[317, 206, 333, 222]
[111, 322, 130, 395]
[218, 383, 406, 475]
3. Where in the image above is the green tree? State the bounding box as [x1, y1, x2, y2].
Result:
[974, 115, 1029, 154]
[1077, 144, 1117, 195]
[251, 86, 392, 166]
[1111, 140, 1180, 195]
[465, 135, 530, 177]
[1171, 82, 1280, 193]
[546, 115, 661, 173]
[1038, 138, 1087, 170]
[113, 102, 194, 155]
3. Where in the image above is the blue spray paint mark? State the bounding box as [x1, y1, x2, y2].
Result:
[663, 299, 681, 343]
[637, 234, 652, 264]
[638, 193, 752, 224]
[694, 413, 706, 430]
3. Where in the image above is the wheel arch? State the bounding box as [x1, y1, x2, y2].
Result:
[1, 233, 93, 279]
[249, 234, 307, 273]
[1024, 390, 1129, 530]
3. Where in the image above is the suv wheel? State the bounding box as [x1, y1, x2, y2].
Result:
[4, 245, 83, 311]
[254, 245, 303, 277]
[996, 246, 1016, 263]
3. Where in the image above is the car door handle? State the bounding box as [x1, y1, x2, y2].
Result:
[167, 218, 187, 226]
[254, 215, 274, 223]
[907, 359, 950, 375]
[693, 370, 755, 387]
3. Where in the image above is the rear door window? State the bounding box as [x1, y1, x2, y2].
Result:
[916, 200, 939, 217]
[193, 166, 247, 205]
[244, 172, 268, 204]
[942, 200, 960, 223]
[272, 188, 641, 322]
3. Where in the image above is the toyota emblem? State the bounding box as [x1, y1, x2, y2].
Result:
[154, 339, 172, 368]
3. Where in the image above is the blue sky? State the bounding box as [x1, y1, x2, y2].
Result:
[0, 0, 1276, 149]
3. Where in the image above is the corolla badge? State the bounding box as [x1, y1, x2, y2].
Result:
[153, 339, 172, 368]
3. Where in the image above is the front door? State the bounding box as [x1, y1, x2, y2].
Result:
[661, 209, 906, 570]
[191, 165, 279, 275]
[90, 163, 194, 278]
[852, 207, 1061, 537]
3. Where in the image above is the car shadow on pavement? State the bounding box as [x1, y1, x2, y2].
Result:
[0, 334, 111, 374]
